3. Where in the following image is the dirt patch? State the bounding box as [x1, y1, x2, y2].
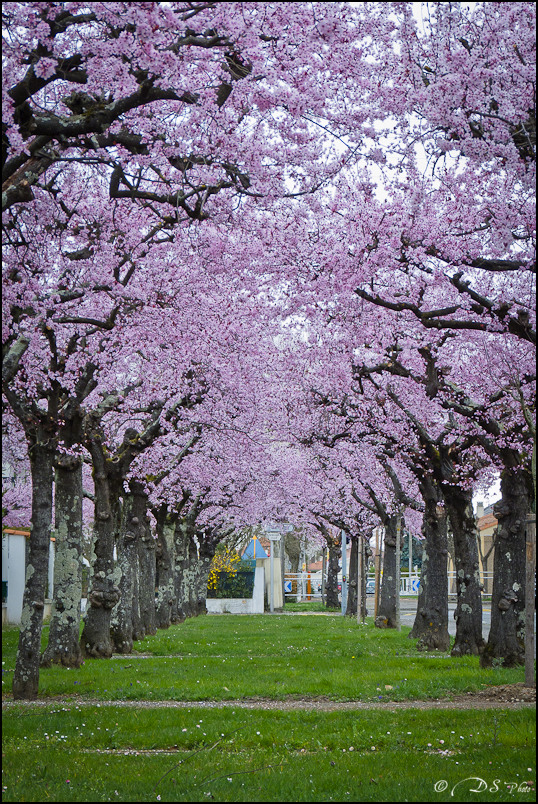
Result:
[448, 682, 536, 705]
[2, 684, 535, 711]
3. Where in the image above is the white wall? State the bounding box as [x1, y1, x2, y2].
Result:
[2, 533, 55, 624]
[4, 533, 26, 624]
[206, 565, 265, 614]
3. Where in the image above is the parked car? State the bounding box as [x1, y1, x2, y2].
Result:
[366, 579, 376, 595]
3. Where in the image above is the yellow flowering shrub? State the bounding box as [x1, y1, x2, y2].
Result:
[207, 547, 241, 592]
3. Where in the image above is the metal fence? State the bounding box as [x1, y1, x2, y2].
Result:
[284, 571, 496, 600]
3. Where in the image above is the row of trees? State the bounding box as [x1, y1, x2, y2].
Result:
[3, 2, 535, 699]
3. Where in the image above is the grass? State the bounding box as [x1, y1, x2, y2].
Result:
[281, 600, 340, 612]
[2, 614, 535, 802]
[0, 616, 527, 702]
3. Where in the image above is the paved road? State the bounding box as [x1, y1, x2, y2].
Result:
[367, 597, 535, 656]
[282, 597, 492, 637]
[396, 597, 491, 638]
[284, 598, 537, 652]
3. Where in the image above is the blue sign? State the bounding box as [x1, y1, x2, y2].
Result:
[411, 579, 420, 593]
[284, 581, 292, 593]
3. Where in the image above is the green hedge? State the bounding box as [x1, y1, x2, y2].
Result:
[208, 562, 256, 599]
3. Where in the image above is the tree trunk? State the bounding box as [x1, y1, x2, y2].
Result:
[13, 441, 54, 700]
[346, 534, 358, 616]
[81, 416, 162, 655]
[135, 485, 156, 636]
[443, 485, 484, 657]
[155, 507, 177, 629]
[131, 545, 144, 642]
[360, 537, 369, 621]
[481, 464, 532, 667]
[184, 530, 200, 617]
[325, 535, 341, 609]
[41, 447, 83, 668]
[171, 517, 185, 624]
[197, 530, 218, 615]
[80, 443, 121, 659]
[110, 491, 139, 654]
[138, 525, 157, 634]
[376, 515, 399, 628]
[284, 531, 301, 596]
[410, 476, 450, 651]
[173, 518, 198, 621]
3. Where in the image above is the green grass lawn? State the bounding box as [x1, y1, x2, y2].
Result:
[2, 614, 535, 802]
[1, 615, 528, 702]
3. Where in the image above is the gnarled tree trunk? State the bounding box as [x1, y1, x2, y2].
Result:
[481, 463, 532, 667]
[41, 442, 83, 668]
[80, 440, 121, 659]
[184, 530, 200, 617]
[346, 534, 358, 616]
[197, 528, 219, 615]
[173, 518, 197, 621]
[376, 515, 399, 629]
[135, 484, 156, 636]
[443, 485, 484, 657]
[131, 547, 144, 642]
[155, 507, 177, 629]
[13, 440, 54, 699]
[110, 488, 140, 654]
[325, 533, 341, 609]
[410, 475, 450, 651]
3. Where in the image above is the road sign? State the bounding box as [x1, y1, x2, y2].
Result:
[265, 522, 294, 533]
[411, 578, 420, 593]
[284, 580, 292, 593]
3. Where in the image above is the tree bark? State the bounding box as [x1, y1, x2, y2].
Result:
[173, 518, 194, 621]
[155, 507, 177, 629]
[325, 533, 341, 609]
[135, 485, 156, 635]
[138, 525, 157, 633]
[443, 485, 484, 657]
[481, 463, 532, 667]
[185, 530, 200, 617]
[376, 515, 399, 628]
[41, 445, 83, 668]
[360, 537, 370, 621]
[197, 529, 219, 615]
[110, 491, 139, 654]
[13, 441, 54, 699]
[80, 439, 121, 659]
[131, 544, 144, 642]
[409, 475, 450, 651]
[81, 413, 162, 655]
[346, 534, 358, 616]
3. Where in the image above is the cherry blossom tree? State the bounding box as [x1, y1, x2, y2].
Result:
[3, 2, 535, 698]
